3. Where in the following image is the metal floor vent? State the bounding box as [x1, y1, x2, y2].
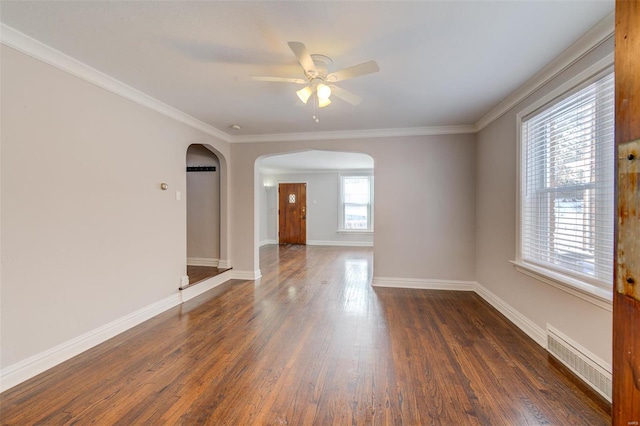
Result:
[546, 325, 612, 402]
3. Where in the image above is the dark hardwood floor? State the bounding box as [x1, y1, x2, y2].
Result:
[0, 245, 610, 424]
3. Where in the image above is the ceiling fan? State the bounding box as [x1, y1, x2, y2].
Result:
[252, 42, 379, 111]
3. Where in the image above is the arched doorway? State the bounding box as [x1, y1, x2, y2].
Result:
[184, 144, 228, 286]
[255, 149, 375, 265]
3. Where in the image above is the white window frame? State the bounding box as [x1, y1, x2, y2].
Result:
[338, 173, 374, 233]
[513, 54, 614, 308]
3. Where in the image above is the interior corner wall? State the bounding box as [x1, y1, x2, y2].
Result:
[475, 38, 614, 364]
[0, 45, 230, 369]
[186, 145, 221, 261]
[232, 135, 476, 280]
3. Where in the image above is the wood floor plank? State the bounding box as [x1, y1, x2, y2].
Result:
[0, 245, 609, 425]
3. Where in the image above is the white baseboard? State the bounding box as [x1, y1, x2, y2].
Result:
[0, 293, 182, 393]
[187, 257, 219, 267]
[372, 276, 475, 291]
[180, 271, 233, 303]
[231, 270, 262, 280]
[259, 239, 278, 247]
[474, 281, 547, 347]
[307, 240, 373, 247]
[218, 259, 231, 269]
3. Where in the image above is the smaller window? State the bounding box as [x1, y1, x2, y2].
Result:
[340, 175, 373, 231]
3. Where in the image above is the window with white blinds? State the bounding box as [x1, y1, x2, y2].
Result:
[340, 175, 373, 231]
[520, 71, 614, 289]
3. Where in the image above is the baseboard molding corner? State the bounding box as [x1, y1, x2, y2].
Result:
[474, 281, 546, 347]
[186, 257, 219, 267]
[371, 276, 476, 291]
[218, 259, 232, 269]
[0, 293, 182, 393]
[259, 240, 278, 247]
[230, 270, 262, 280]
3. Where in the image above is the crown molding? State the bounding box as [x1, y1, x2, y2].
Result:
[229, 125, 477, 143]
[0, 23, 231, 142]
[474, 12, 614, 132]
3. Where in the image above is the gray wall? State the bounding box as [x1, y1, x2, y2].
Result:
[258, 171, 374, 246]
[232, 136, 477, 281]
[187, 145, 221, 261]
[0, 45, 230, 368]
[475, 38, 614, 364]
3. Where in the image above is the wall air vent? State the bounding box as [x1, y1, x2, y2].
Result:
[546, 325, 612, 402]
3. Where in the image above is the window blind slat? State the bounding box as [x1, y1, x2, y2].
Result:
[521, 72, 614, 288]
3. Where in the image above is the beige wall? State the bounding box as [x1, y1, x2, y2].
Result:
[186, 145, 221, 261]
[232, 136, 477, 280]
[475, 38, 614, 363]
[0, 45, 230, 368]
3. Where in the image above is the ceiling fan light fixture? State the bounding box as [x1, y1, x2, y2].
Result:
[316, 83, 332, 100]
[296, 86, 313, 104]
[318, 97, 332, 108]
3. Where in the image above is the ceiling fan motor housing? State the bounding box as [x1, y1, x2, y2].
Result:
[309, 54, 333, 80]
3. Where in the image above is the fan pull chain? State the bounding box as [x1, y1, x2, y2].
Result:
[312, 92, 319, 123]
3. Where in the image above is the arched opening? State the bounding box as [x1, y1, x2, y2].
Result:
[255, 149, 375, 268]
[184, 144, 229, 287]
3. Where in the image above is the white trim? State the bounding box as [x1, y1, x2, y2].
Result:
[181, 275, 190, 288]
[231, 270, 262, 280]
[0, 23, 230, 142]
[180, 271, 233, 303]
[218, 259, 232, 269]
[475, 12, 614, 131]
[516, 54, 614, 121]
[371, 277, 476, 291]
[511, 261, 612, 310]
[230, 125, 476, 143]
[474, 282, 547, 347]
[307, 240, 373, 247]
[186, 257, 219, 267]
[260, 239, 278, 247]
[0, 293, 182, 393]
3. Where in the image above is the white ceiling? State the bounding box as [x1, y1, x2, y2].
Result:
[0, 1, 613, 138]
[260, 150, 374, 173]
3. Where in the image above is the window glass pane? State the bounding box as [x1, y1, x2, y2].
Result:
[341, 176, 372, 230]
[344, 177, 369, 204]
[344, 204, 368, 229]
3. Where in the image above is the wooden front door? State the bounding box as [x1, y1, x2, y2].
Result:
[278, 183, 306, 245]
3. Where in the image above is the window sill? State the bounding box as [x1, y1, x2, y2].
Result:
[337, 230, 373, 235]
[510, 260, 612, 311]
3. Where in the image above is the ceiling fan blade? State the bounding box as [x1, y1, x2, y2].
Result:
[327, 60, 379, 82]
[251, 76, 307, 84]
[330, 85, 363, 105]
[288, 42, 318, 77]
